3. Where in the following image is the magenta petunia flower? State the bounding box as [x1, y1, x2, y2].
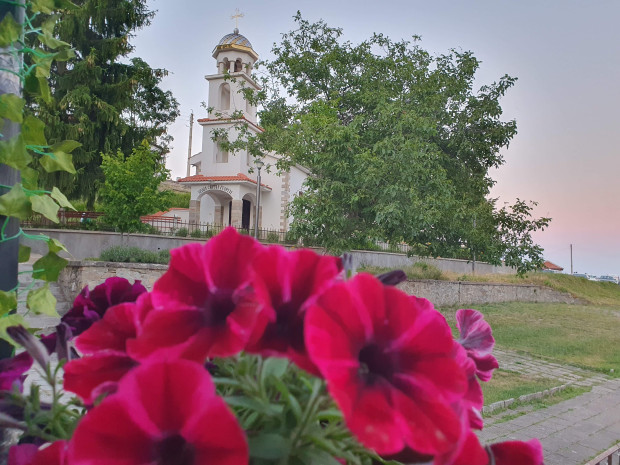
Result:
[128, 227, 267, 362]
[456, 309, 498, 382]
[246, 246, 342, 373]
[68, 360, 248, 465]
[62, 277, 147, 337]
[455, 309, 499, 429]
[63, 294, 153, 404]
[451, 432, 543, 465]
[305, 273, 467, 456]
[0, 352, 33, 392]
[8, 440, 68, 465]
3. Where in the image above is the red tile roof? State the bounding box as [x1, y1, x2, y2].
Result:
[542, 261, 563, 271]
[177, 172, 271, 189]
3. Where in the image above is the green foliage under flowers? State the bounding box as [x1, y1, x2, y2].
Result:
[99, 141, 171, 233]
[99, 246, 169, 265]
[213, 354, 379, 465]
[0, 0, 82, 344]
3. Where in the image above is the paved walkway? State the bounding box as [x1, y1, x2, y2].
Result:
[479, 349, 619, 465]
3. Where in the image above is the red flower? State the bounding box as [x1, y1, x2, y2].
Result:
[68, 360, 248, 465]
[305, 273, 467, 456]
[451, 432, 543, 465]
[246, 246, 342, 372]
[9, 441, 68, 465]
[128, 227, 267, 361]
[0, 352, 32, 392]
[456, 309, 498, 382]
[63, 294, 153, 404]
[455, 309, 499, 429]
[62, 277, 147, 337]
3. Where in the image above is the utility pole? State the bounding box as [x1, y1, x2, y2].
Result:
[570, 244, 573, 275]
[0, 1, 24, 360]
[186, 111, 194, 177]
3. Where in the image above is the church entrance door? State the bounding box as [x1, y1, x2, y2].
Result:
[242, 199, 251, 230]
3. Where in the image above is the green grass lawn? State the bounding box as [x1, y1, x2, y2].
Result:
[481, 369, 559, 405]
[441, 302, 620, 374]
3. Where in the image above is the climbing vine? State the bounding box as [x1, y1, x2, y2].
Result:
[0, 0, 80, 343]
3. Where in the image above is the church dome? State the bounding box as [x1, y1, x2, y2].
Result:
[213, 28, 258, 60]
[217, 28, 253, 49]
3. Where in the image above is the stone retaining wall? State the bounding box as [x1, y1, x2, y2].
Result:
[22, 228, 514, 276]
[56, 262, 581, 313]
[397, 279, 584, 306]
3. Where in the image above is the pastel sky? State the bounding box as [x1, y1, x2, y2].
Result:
[130, 0, 620, 276]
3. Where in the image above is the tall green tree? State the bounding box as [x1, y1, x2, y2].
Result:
[228, 13, 549, 273]
[28, 0, 179, 208]
[100, 140, 170, 233]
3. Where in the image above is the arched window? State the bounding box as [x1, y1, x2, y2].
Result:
[234, 59, 242, 72]
[220, 83, 230, 111]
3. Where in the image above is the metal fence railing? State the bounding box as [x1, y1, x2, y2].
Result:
[22, 212, 421, 252]
[586, 443, 620, 465]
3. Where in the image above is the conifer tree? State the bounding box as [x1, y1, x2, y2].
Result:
[29, 0, 179, 208]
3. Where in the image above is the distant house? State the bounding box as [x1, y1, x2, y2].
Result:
[541, 261, 564, 273]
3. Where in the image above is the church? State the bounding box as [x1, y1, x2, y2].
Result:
[176, 27, 309, 232]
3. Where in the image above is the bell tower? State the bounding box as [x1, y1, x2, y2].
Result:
[200, 25, 262, 176]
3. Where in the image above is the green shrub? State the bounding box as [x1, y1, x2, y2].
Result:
[175, 227, 188, 237]
[204, 229, 214, 239]
[190, 228, 203, 238]
[406, 262, 444, 280]
[100, 246, 170, 264]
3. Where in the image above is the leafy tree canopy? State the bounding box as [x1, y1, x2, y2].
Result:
[226, 13, 548, 274]
[28, 0, 180, 208]
[100, 141, 170, 233]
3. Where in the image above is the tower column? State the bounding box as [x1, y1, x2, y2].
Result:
[230, 200, 243, 227]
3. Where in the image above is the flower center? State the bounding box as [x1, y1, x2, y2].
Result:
[358, 343, 394, 383]
[154, 433, 195, 465]
[202, 288, 236, 326]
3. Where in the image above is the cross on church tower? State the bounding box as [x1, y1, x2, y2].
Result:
[231, 8, 244, 32]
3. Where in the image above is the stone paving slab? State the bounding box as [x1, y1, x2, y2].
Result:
[478, 378, 620, 465]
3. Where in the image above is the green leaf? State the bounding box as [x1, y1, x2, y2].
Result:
[50, 187, 75, 210]
[0, 94, 24, 123]
[32, 252, 68, 282]
[21, 166, 40, 190]
[0, 290, 17, 317]
[38, 33, 70, 50]
[260, 357, 289, 385]
[51, 47, 75, 62]
[0, 315, 26, 347]
[0, 13, 21, 47]
[40, 151, 76, 174]
[53, 0, 80, 10]
[51, 140, 81, 154]
[27, 284, 59, 317]
[248, 433, 290, 460]
[31, 0, 55, 14]
[0, 135, 32, 170]
[297, 448, 343, 465]
[30, 194, 60, 223]
[38, 76, 51, 103]
[47, 237, 68, 254]
[0, 184, 32, 220]
[19, 245, 31, 263]
[22, 116, 47, 146]
[224, 396, 284, 416]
